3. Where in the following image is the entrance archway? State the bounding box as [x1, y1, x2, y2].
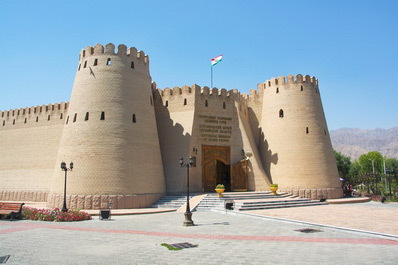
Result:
[202, 145, 230, 192]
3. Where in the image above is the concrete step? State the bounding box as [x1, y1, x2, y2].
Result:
[206, 192, 293, 200]
[151, 195, 193, 209]
[194, 192, 328, 211]
[237, 201, 328, 211]
[234, 198, 312, 206]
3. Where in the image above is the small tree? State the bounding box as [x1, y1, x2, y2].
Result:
[334, 150, 351, 179]
[358, 151, 383, 174]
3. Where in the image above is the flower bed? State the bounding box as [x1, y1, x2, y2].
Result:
[22, 207, 92, 222]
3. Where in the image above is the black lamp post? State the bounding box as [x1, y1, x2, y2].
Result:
[60, 161, 73, 212]
[179, 156, 194, 226]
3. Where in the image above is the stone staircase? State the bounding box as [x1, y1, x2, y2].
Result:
[151, 195, 193, 209]
[194, 191, 327, 211]
[233, 198, 327, 211]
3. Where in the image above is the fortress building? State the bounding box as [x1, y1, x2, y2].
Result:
[0, 43, 343, 209]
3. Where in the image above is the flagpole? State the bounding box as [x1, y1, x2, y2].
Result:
[211, 65, 213, 88]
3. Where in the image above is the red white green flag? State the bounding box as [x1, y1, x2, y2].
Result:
[211, 55, 223, 66]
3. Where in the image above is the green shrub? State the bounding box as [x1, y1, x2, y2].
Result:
[216, 184, 225, 189]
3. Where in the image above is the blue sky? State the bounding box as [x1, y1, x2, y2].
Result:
[0, 0, 397, 130]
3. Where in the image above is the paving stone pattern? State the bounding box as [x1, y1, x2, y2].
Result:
[1, 209, 398, 265]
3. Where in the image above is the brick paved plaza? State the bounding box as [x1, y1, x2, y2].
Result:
[1, 201, 398, 264]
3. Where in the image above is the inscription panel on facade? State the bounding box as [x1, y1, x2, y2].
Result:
[199, 115, 232, 142]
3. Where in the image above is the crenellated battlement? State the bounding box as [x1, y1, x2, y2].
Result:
[154, 84, 243, 101]
[1, 102, 68, 127]
[261, 74, 318, 89]
[78, 43, 149, 64]
[247, 87, 264, 103]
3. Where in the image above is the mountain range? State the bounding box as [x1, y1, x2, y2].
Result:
[330, 127, 398, 160]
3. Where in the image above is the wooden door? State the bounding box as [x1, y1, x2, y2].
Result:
[202, 160, 217, 192]
[231, 159, 248, 191]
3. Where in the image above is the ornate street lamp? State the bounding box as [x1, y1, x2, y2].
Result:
[179, 156, 194, 226]
[60, 161, 73, 212]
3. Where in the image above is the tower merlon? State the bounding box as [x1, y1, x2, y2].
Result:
[192, 84, 201, 94]
[220, 88, 227, 98]
[287, 74, 294, 83]
[94, 43, 104, 55]
[173, 86, 182, 95]
[181, 85, 191, 95]
[211, 87, 219, 98]
[151, 82, 157, 91]
[105, 43, 115, 54]
[201, 86, 210, 96]
[117, 44, 127, 55]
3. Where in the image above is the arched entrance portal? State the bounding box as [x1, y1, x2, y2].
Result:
[202, 145, 231, 192]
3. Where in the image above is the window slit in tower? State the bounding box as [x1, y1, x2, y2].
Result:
[66, 116, 69, 124]
[78, 64, 81, 71]
[165, 101, 168, 107]
[93, 59, 98, 66]
[24, 118, 27, 124]
[223, 102, 226, 109]
[48, 115, 50, 121]
[107, 58, 111, 66]
[324, 129, 327, 135]
[205, 100, 208, 107]
[150, 96, 153, 106]
[85, 112, 89, 121]
[36, 117, 39, 122]
[301, 86, 303, 91]
[131, 61, 134, 69]
[184, 98, 187, 106]
[279, 109, 284, 118]
[84, 61, 87, 68]
[276, 87, 279, 93]
[306, 127, 309, 134]
[2, 120, 5, 126]
[60, 113, 63, 119]
[13, 119, 15, 125]
[100, 111, 105, 120]
[73, 113, 77, 123]
[132, 114, 136, 123]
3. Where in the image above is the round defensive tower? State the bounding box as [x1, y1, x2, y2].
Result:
[48, 43, 166, 209]
[259, 74, 342, 199]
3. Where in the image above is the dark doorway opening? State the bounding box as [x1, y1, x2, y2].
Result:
[216, 160, 231, 192]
